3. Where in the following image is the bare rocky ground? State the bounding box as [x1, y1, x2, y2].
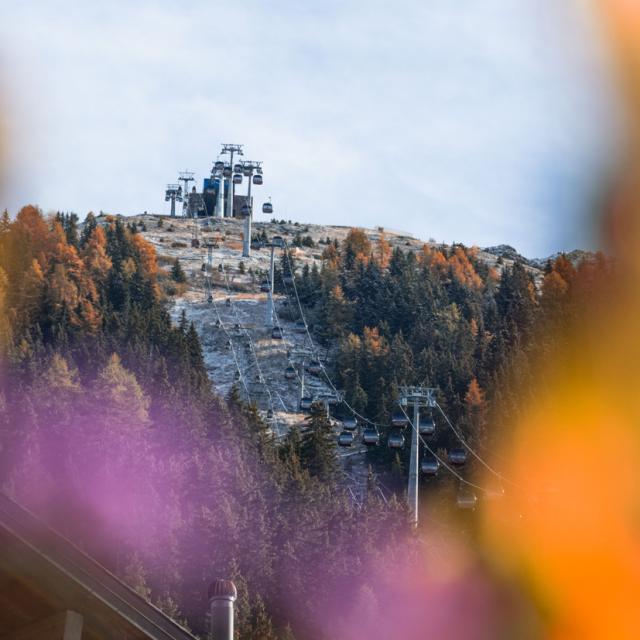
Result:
[108, 212, 545, 284]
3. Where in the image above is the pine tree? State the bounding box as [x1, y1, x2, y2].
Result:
[171, 258, 187, 283]
[80, 212, 97, 247]
[186, 322, 209, 393]
[92, 353, 150, 431]
[0, 267, 11, 354]
[300, 404, 338, 483]
[249, 595, 277, 639]
[279, 425, 305, 484]
[280, 624, 297, 640]
[63, 213, 80, 247]
[0, 209, 10, 234]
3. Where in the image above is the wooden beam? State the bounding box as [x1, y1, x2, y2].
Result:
[0, 610, 83, 640]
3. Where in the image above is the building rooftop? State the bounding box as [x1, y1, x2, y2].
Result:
[0, 493, 197, 640]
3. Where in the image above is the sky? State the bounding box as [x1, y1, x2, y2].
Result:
[0, 0, 622, 257]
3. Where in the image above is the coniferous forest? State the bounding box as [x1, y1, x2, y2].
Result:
[0, 206, 611, 638]
[277, 229, 610, 482]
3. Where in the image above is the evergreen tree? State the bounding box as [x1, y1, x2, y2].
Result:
[249, 595, 277, 639]
[80, 212, 97, 247]
[0, 209, 10, 234]
[171, 258, 187, 283]
[300, 404, 338, 483]
[63, 213, 80, 247]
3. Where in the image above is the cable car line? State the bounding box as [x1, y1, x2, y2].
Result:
[281, 240, 386, 430]
[216, 254, 286, 426]
[215, 252, 298, 422]
[270, 260, 354, 419]
[279, 239, 522, 493]
[203, 271, 252, 401]
[397, 403, 496, 494]
[204, 211, 516, 502]
[433, 401, 517, 488]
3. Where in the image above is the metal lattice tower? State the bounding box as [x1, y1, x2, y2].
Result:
[164, 184, 182, 217]
[239, 160, 262, 258]
[399, 386, 437, 527]
[178, 171, 195, 217]
[265, 235, 285, 327]
[290, 347, 314, 401]
[220, 144, 243, 218]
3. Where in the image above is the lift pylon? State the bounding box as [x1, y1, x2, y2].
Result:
[399, 386, 436, 527]
[220, 144, 243, 218]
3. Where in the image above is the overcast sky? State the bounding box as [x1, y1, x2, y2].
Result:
[0, 0, 621, 257]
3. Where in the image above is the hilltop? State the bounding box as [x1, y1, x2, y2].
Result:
[118, 215, 543, 403]
[102, 212, 553, 279]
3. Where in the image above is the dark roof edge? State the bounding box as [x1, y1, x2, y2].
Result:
[0, 493, 197, 640]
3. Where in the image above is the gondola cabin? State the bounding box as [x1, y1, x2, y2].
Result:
[388, 431, 405, 449]
[420, 457, 439, 476]
[299, 396, 314, 411]
[418, 417, 435, 436]
[391, 412, 409, 428]
[315, 392, 338, 407]
[362, 427, 380, 446]
[448, 448, 467, 466]
[456, 490, 477, 510]
[342, 416, 357, 431]
[307, 360, 322, 376]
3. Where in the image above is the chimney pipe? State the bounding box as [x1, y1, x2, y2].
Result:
[208, 579, 237, 640]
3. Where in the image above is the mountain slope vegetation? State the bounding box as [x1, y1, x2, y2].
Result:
[0, 207, 610, 638]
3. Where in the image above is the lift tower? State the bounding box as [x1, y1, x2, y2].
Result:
[164, 184, 182, 217]
[240, 161, 262, 258]
[265, 235, 284, 327]
[214, 168, 224, 218]
[178, 171, 195, 217]
[399, 386, 437, 527]
[220, 144, 243, 218]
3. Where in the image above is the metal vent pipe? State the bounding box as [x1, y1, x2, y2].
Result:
[208, 579, 237, 640]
